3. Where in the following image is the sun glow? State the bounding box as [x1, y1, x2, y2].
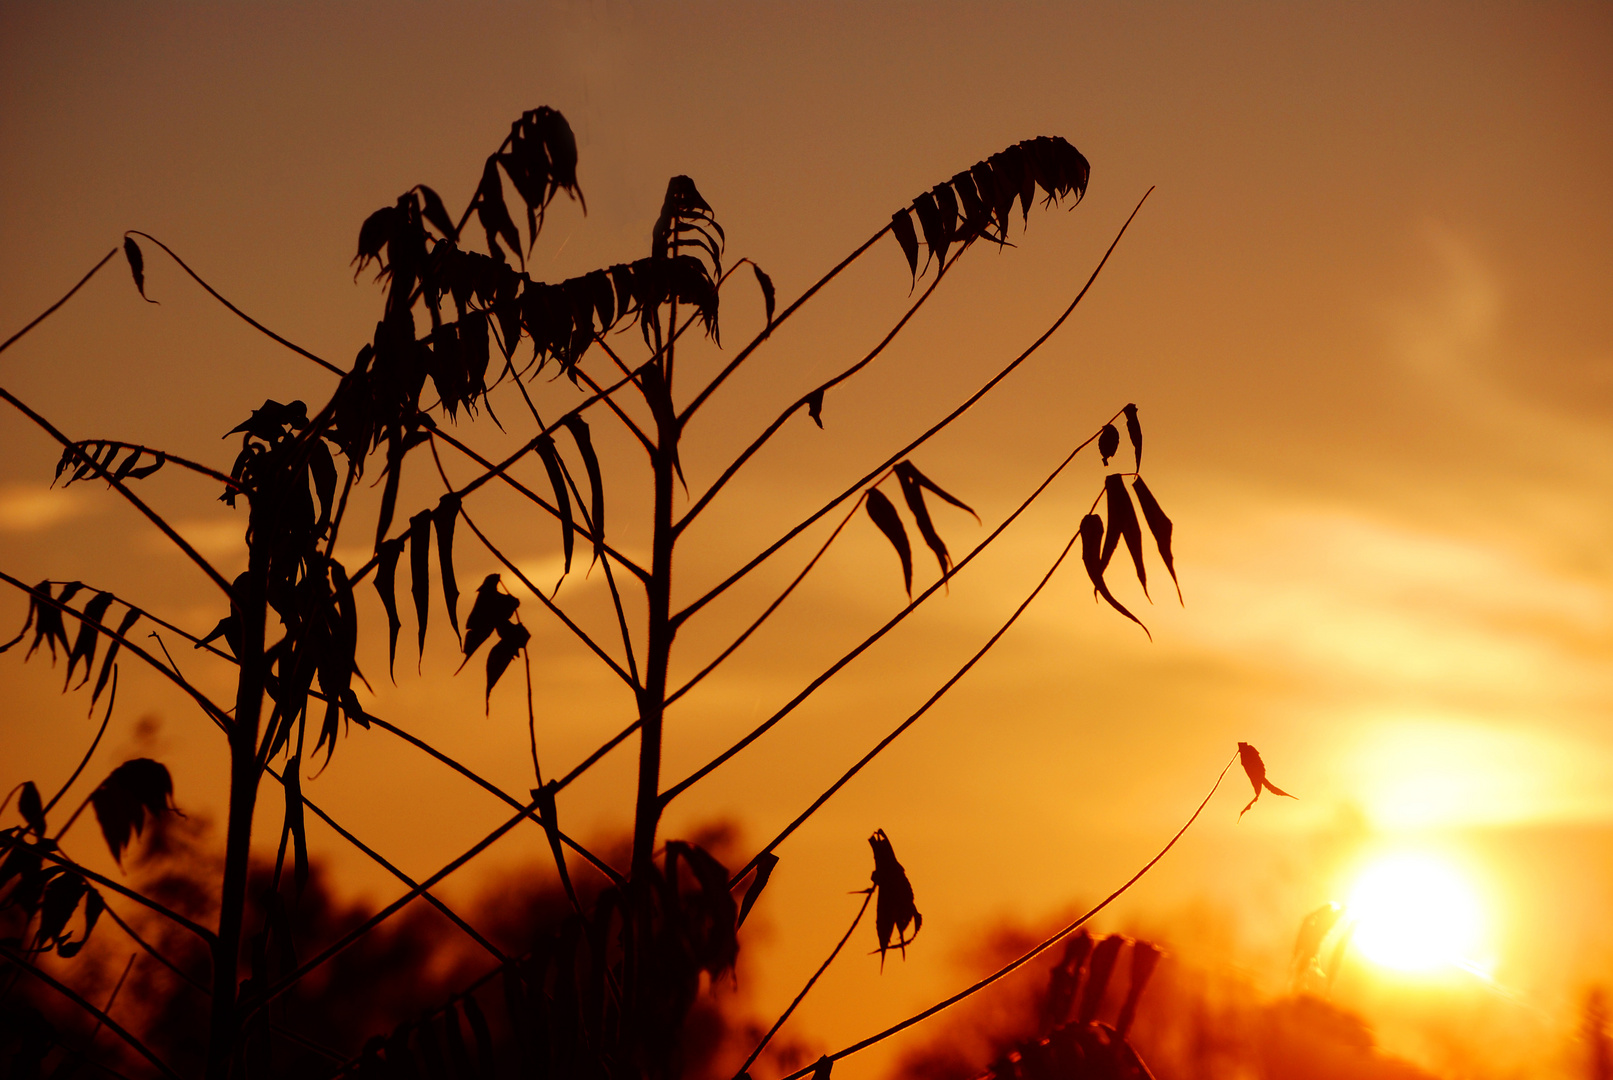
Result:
[1347, 854, 1485, 973]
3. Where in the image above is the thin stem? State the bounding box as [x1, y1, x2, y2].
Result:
[87, 953, 137, 1050]
[264, 765, 507, 964]
[126, 232, 344, 376]
[0, 944, 183, 1079]
[737, 890, 872, 1077]
[42, 667, 117, 817]
[101, 901, 209, 993]
[664, 423, 1102, 808]
[728, 524, 1083, 887]
[775, 753, 1238, 1080]
[0, 248, 118, 356]
[677, 190, 1151, 628]
[677, 250, 955, 536]
[678, 224, 892, 426]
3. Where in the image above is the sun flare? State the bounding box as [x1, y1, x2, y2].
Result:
[1347, 854, 1484, 973]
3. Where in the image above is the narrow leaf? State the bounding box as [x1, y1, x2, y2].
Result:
[409, 510, 432, 658]
[1079, 514, 1149, 639]
[737, 851, 778, 929]
[1131, 477, 1181, 604]
[752, 263, 775, 325]
[864, 489, 912, 597]
[893, 460, 977, 578]
[1123, 402, 1142, 471]
[891, 209, 920, 279]
[562, 415, 605, 567]
[123, 238, 157, 303]
[1100, 474, 1148, 598]
[1237, 741, 1296, 819]
[534, 435, 574, 575]
[1076, 934, 1126, 1023]
[374, 538, 404, 677]
[282, 755, 309, 895]
[416, 184, 455, 238]
[65, 591, 114, 691]
[433, 495, 462, 643]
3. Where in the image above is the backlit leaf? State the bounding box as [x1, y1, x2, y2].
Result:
[90, 758, 176, 865]
[486, 622, 530, 706]
[123, 238, 156, 303]
[1237, 742, 1296, 819]
[869, 829, 921, 966]
[562, 415, 604, 567]
[93, 605, 139, 710]
[18, 781, 44, 837]
[891, 209, 920, 280]
[64, 591, 114, 691]
[433, 495, 462, 643]
[416, 184, 455, 238]
[1123, 403, 1142, 471]
[534, 435, 574, 576]
[865, 489, 912, 597]
[752, 263, 775, 325]
[893, 461, 976, 577]
[1098, 423, 1120, 465]
[737, 852, 778, 929]
[806, 389, 825, 428]
[282, 754, 308, 895]
[1099, 474, 1147, 598]
[462, 575, 519, 662]
[374, 537, 405, 677]
[1076, 934, 1126, 1023]
[409, 510, 432, 658]
[1080, 513, 1149, 638]
[1131, 477, 1181, 604]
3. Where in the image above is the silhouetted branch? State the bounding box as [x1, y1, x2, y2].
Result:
[676, 190, 1151, 627]
[775, 752, 1237, 1080]
[0, 247, 118, 356]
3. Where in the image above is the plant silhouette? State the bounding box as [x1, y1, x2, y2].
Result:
[0, 105, 1289, 1079]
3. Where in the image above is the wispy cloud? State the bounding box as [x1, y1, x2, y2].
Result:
[0, 484, 91, 533]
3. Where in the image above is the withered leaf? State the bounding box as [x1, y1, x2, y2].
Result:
[1076, 933, 1125, 1023]
[18, 781, 45, 837]
[891, 209, 920, 280]
[864, 489, 912, 597]
[93, 605, 139, 709]
[374, 537, 405, 677]
[281, 754, 308, 895]
[1131, 477, 1181, 604]
[869, 829, 921, 966]
[1123, 403, 1142, 471]
[752, 263, 775, 326]
[433, 495, 462, 643]
[806, 389, 825, 429]
[1099, 474, 1148, 598]
[534, 435, 574, 576]
[408, 510, 432, 658]
[123, 238, 156, 303]
[462, 574, 520, 662]
[562, 415, 605, 567]
[36, 871, 88, 951]
[737, 851, 778, 929]
[64, 591, 114, 691]
[1237, 742, 1295, 819]
[90, 758, 176, 865]
[486, 622, 530, 706]
[812, 1057, 833, 1080]
[1080, 514, 1149, 639]
[56, 885, 102, 958]
[1116, 939, 1163, 1038]
[893, 461, 976, 577]
[1098, 423, 1120, 465]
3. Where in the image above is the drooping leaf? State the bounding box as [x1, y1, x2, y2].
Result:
[36, 871, 88, 951]
[64, 591, 114, 691]
[737, 851, 778, 929]
[806, 389, 825, 429]
[868, 829, 921, 967]
[409, 510, 432, 658]
[374, 537, 405, 677]
[123, 238, 156, 303]
[533, 435, 574, 576]
[276, 755, 309, 896]
[1115, 940, 1162, 1038]
[93, 605, 139, 711]
[416, 184, 455, 239]
[752, 263, 775, 326]
[486, 622, 530, 707]
[864, 489, 912, 597]
[433, 495, 462, 643]
[1237, 742, 1296, 820]
[1099, 474, 1148, 597]
[1079, 513, 1149, 639]
[462, 575, 520, 662]
[18, 781, 44, 837]
[1076, 934, 1126, 1023]
[1098, 423, 1120, 465]
[197, 614, 239, 658]
[893, 461, 977, 577]
[57, 884, 103, 958]
[890, 209, 920, 280]
[561, 415, 605, 567]
[89, 758, 176, 866]
[476, 158, 523, 266]
[1131, 477, 1181, 604]
[1122, 403, 1142, 471]
[531, 781, 577, 912]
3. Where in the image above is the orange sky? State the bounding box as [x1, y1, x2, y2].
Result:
[3, 3, 1612, 1076]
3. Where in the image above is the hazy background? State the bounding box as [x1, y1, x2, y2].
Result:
[2, 2, 1611, 1076]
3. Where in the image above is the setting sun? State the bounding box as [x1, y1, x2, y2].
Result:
[1347, 854, 1486, 973]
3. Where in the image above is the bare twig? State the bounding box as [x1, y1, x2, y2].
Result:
[0, 247, 118, 356]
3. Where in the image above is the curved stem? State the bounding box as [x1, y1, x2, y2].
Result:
[775, 753, 1238, 1080]
[42, 667, 117, 816]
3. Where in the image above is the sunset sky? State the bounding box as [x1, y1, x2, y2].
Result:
[3, 3, 1611, 1076]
